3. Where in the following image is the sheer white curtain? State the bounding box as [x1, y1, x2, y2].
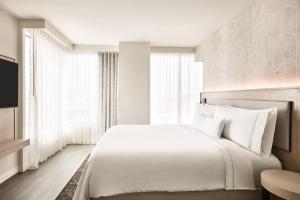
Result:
[25, 30, 67, 168]
[63, 52, 100, 144]
[150, 54, 203, 124]
[24, 30, 101, 169]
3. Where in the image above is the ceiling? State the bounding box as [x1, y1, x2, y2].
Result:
[0, 0, 253, 47]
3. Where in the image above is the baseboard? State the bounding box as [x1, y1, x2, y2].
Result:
[0, 166, 19, 184]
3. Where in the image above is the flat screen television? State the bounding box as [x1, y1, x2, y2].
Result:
[0, 58, 18, 108]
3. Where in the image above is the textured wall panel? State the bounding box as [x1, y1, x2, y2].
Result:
[196, 0, 299, 91]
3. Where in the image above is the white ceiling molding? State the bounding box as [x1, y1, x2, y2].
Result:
[18, 19, 45, 28]
[19, 19, 73, 48]
[73, 44, 119, 52]
[19, 19, 118, 51]
[44, 21, 73, 48]
[151, 47, 195, 54]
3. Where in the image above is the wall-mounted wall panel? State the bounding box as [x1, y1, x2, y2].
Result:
[196, 0, 299, 91]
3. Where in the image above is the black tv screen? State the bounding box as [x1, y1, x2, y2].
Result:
[0, 58, 18, 108]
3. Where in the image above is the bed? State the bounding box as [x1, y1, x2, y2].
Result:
[73, 88, 299, 200]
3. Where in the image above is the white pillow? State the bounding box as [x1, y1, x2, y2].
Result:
[261, 108, 277, 156]
[194, 103, 217, 117]
[225, 106, 277, 156]
[193, 115, 225, 138]
[227, 106, 272, 155]
[215, 106, 269, 155]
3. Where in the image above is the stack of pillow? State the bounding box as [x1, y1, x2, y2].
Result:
[192, 103, 277, 156]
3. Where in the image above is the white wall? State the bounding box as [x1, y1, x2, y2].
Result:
[0, 9, 18, 60]
[0, 8, 20, 183]
[118, 42, 150, 124]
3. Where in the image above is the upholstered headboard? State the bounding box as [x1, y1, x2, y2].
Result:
[200, 87, 300, 172]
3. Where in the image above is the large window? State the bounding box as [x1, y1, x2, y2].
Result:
[150, 53, 203, 124]
[23, 29, 101, 168]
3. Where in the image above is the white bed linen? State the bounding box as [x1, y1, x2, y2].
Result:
[73, 125, 281, 200]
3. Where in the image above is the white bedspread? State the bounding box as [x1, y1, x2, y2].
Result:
[73, 125, 281, 200]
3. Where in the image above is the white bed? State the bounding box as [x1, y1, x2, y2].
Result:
[73, 124, 281, 200]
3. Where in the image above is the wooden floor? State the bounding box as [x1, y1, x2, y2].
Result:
[0, 145, 94, 200]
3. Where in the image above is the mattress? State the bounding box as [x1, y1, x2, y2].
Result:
[73, 125, 281, 200]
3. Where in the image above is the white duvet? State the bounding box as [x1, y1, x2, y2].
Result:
[73, 125, 281, 200]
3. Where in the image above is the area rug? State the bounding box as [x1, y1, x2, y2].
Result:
[56, 155, 90, 200]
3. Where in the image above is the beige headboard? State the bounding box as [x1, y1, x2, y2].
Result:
[201, 87, 300, 172]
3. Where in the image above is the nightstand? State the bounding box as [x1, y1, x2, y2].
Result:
[261, 169, 300, 200]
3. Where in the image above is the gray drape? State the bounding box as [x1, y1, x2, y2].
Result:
[99, 52, 119, 133]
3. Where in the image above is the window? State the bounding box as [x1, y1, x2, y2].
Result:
[23, 29, 101, 168]
[150, 53, 203, 124]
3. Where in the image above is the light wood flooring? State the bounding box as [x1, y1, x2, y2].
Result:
[0, 145, 94, 200]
